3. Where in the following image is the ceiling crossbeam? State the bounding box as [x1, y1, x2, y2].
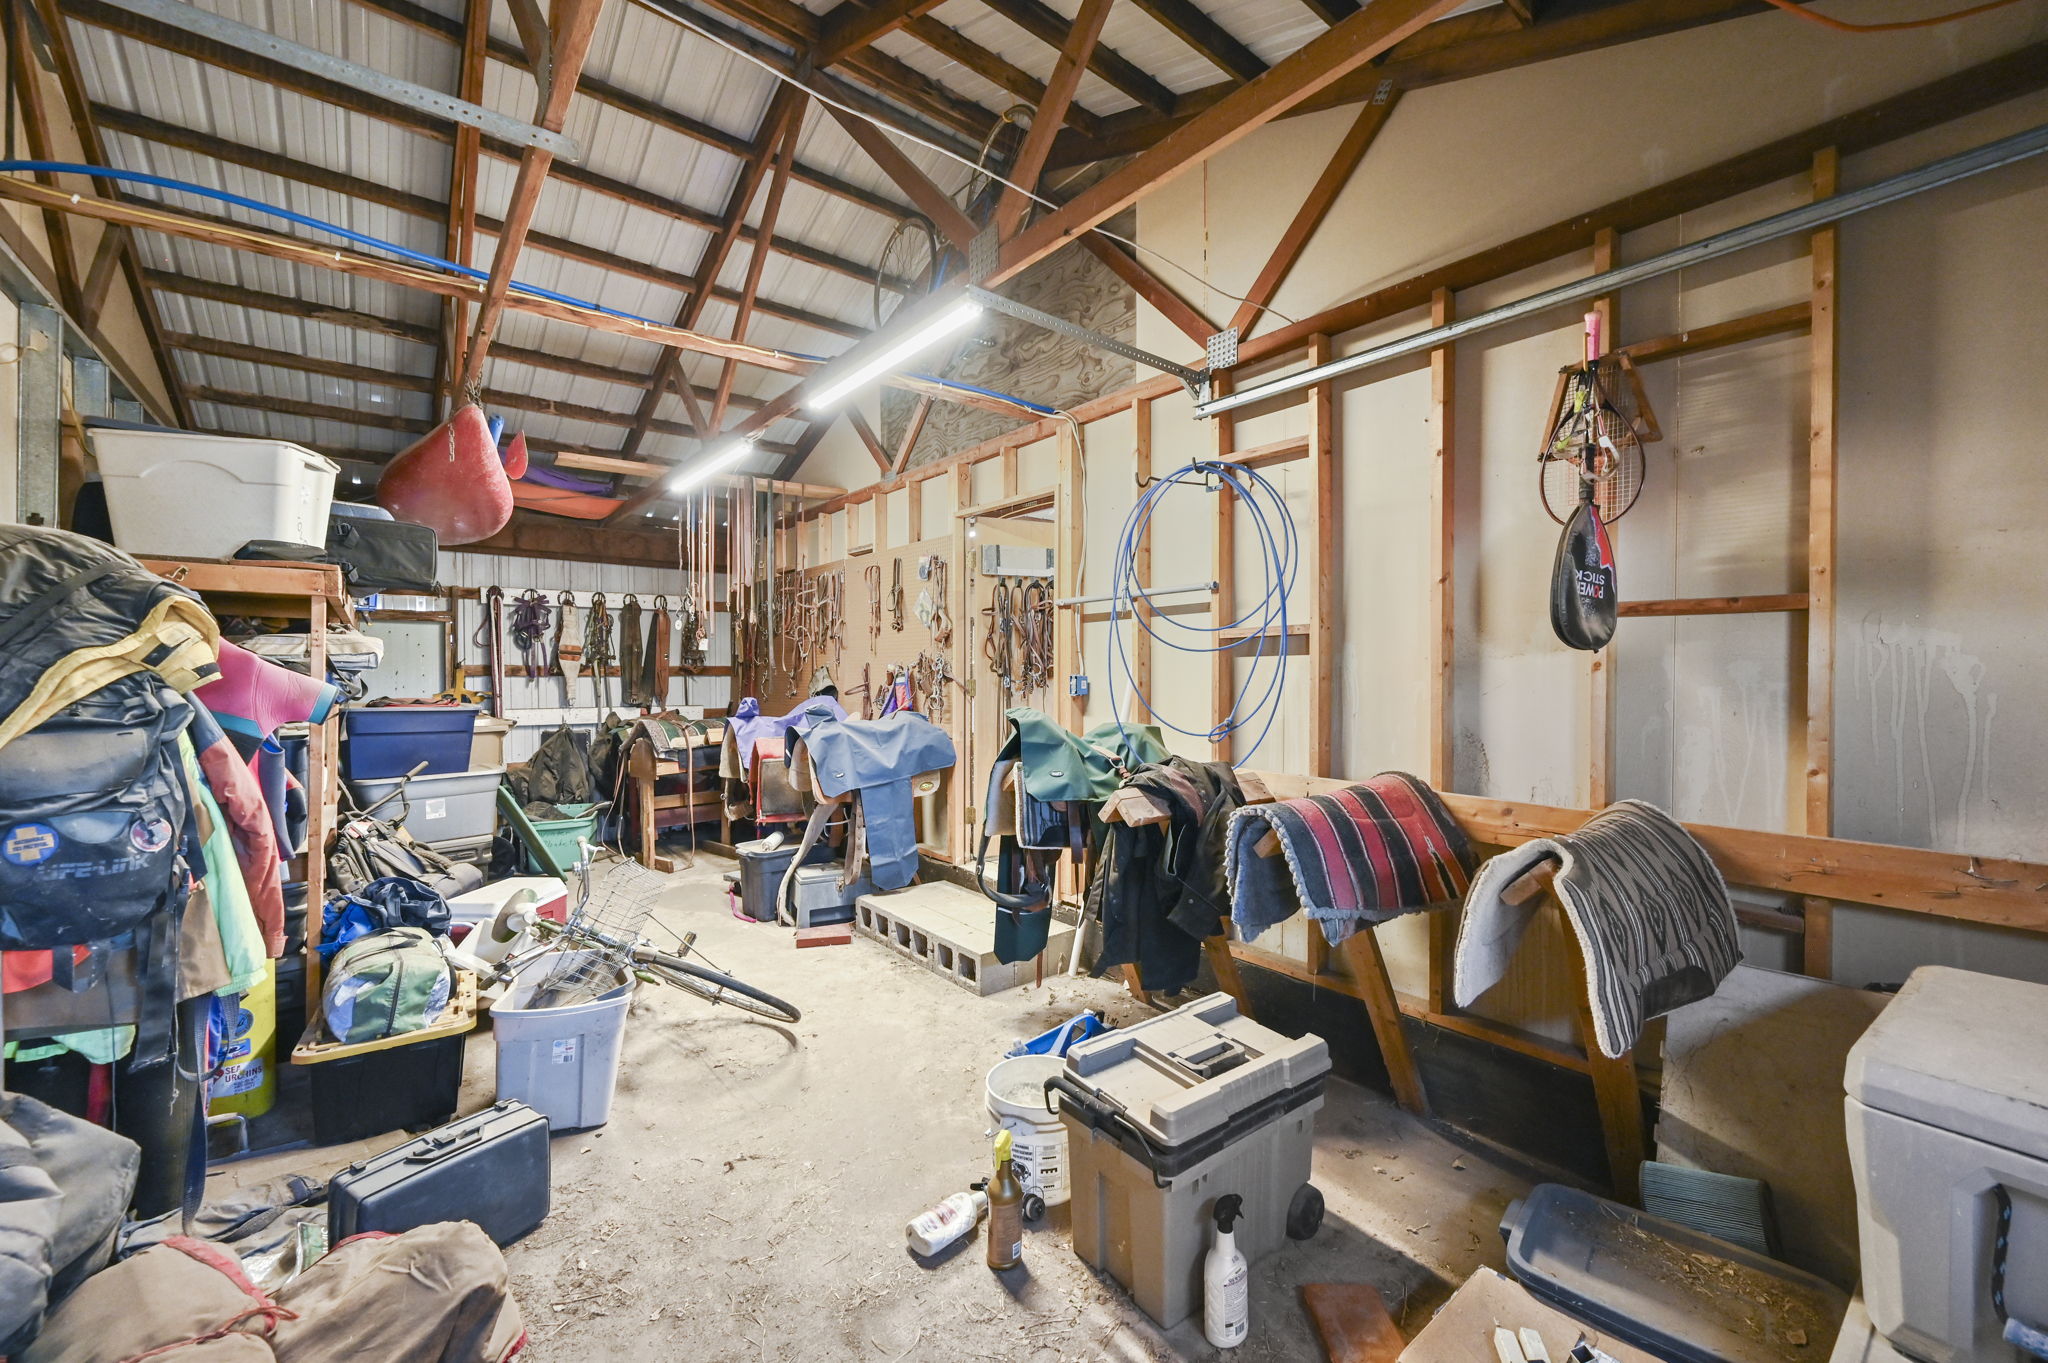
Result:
[993, 0, 1112, 241]
[1227, 83, 1401, 338]
[615, 83, 808, 463]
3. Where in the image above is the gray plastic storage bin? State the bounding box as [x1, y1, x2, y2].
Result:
[1500, 1183, 1847, 1363]
[1053, 992, 1328, 1327]
[1846, 966, 2048, 1363]
[735, 837, 831, 922]
[491, 949, 634, 1131]
[349, 766, 503, 847]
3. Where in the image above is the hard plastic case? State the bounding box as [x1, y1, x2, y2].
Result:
[327, 1100, 550, 1247]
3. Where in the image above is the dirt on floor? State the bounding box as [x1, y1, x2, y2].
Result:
[217, 853, 1543, 1362]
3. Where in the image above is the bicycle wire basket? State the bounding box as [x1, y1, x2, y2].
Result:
[526, 860, 669, 1008]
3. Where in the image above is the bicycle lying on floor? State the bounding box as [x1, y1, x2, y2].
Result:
[484, 842, 801, 1025]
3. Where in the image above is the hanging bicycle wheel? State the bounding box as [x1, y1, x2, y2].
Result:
[635, 951, 802, 1024]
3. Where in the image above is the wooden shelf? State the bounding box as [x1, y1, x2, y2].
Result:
[1617, 593, 1809, 618]
[143, 557, 347, 999]
[138, 557, 355, 626]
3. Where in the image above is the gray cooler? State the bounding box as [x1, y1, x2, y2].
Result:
[1052, 992, 1328, 1327]
[1846, 966, 2048, 1363]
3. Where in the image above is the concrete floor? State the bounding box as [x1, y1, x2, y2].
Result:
[222, 853, 1542, 1361]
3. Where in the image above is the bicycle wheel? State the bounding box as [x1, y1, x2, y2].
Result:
[634, 951, 802, 1025]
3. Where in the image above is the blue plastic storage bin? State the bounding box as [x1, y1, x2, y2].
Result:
[343, 705, 481, 780]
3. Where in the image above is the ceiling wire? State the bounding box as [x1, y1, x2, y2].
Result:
[658, 0, 1296, 327]
[1755, 0, 2028, 30]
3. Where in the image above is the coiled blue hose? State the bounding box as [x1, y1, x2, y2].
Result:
[0, 160, 1054, 414]
[1104, 460, 1300, 768]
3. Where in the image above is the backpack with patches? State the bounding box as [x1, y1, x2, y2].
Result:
[0, 671, 193, 949]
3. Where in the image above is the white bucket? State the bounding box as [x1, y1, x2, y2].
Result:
[986, 1053, 1070, 1207]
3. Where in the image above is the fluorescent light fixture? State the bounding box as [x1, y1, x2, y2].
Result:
[670, 437, 756, 494]
[806, 296, 983, 411]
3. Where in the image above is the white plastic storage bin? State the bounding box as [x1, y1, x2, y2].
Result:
[491, 950, 635, 1131]
[90, 429, 337, 559]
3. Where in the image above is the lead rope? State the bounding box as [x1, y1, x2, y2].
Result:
[509, 589, 553, 676]
[647, 594, 672, 709]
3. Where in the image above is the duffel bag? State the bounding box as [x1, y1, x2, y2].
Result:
[324, 516, 438, 594]
[320, 926, 452, 1045]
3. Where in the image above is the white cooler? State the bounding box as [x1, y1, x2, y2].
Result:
[1845, 965, 2048, 1363]
[90, 428, 337, 559]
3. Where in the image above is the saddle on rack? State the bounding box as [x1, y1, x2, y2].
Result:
[718, 695, 846, 821]
[976, 709, 1170, 963]
[775, 711, 956, 923]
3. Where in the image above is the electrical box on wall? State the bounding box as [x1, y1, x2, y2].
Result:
[980, 545, 1055, 578]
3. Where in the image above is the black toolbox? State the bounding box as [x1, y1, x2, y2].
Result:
[328, 1100, 550, 1247]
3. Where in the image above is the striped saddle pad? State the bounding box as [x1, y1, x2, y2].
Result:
[1225, 772, 1476, 948]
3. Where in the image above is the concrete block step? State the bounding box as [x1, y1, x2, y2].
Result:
[855, 882, 1072, 996]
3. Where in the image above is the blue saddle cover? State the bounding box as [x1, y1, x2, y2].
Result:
[793, 711, 956, 890]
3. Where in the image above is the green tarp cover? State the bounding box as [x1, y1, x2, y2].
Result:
[1001, 708, 1170, 803]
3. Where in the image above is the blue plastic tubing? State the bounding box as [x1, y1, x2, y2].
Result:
[1102, 460, 1300, 767]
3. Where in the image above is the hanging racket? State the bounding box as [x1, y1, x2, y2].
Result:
[1537, 312, 1661, 524]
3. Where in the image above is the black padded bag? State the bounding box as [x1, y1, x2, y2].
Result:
[1550, 500, 1618, 652]
[324, 516, 439, 593]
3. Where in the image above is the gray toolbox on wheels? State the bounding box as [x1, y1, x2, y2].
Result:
[328, 1100, 551, 1247]
[1051, 992, 1329, 1328]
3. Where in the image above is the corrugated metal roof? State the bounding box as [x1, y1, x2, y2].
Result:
[64, 0, 1440, 517]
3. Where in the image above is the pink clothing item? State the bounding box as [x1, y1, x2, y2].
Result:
[195, 640, 340, 761]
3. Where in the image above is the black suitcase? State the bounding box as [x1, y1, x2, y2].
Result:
[327, 1100, 550, 1247]
[325, 515, 439, 593]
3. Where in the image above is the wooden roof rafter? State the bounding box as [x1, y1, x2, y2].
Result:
[710, 99, 806, 434]
[440, 0, 490, 405]
[992, 0, 1113, 241]
[455, 0, 607, 394]
[614, 83, 810, 465]
[91, 107, 876, 345]
[1228, 80, 1401, 338]
[976, 0, 1176, 115]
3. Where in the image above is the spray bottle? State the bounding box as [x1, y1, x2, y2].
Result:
[1203, 1193, 1249, 1348]
[906, 1184, 989, 1258]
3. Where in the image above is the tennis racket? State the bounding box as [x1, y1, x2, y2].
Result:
[1538, 311, 1661, 524]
